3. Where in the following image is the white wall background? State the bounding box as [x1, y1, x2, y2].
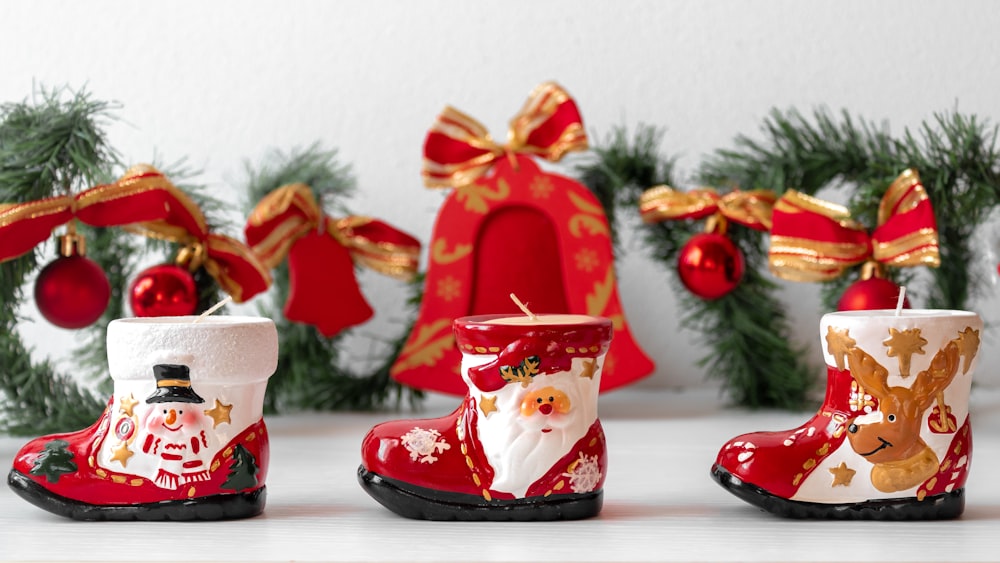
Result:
[3, 0, 999, 396]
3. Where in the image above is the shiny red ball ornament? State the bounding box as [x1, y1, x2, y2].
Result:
[677, 232, 744, 300]
[34, 255, 112, 329]
[837, 276, 910, 311]
[129, 264, 198, 317]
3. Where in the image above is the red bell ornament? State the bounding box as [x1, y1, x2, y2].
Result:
[677, 232, 745, 300]
[34, 232, 111, 329]
[129, 263, 198, 317]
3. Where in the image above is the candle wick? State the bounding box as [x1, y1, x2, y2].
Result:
[509, 293, 538, 321]
[195, 295, 233, 323]
[895, 286, 907, 317]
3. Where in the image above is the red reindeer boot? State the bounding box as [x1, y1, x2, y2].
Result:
[359, 313, 611, 520]
[8, 316, 277, 521]
[712, 309, 981, 519]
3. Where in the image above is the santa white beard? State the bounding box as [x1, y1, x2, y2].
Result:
[470, 356, 601, 498]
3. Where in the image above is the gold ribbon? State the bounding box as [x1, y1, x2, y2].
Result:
[638, 186, 776, 231]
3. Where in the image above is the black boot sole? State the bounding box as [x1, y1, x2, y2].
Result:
[711, 463, 964, 520]
[358, 465, 602, 521]
[7, 469, 266, 521]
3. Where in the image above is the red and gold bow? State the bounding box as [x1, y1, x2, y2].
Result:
[0, 165, 270, 302]
[245, 183, 420, 336]
[422, 82, 588, 189]
[768, 169, 940, 282]
[638, 186, 776, 231]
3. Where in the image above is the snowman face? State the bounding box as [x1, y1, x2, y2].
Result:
[145, 403, 204, 434]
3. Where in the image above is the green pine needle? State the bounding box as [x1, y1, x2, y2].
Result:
[701, 107, 1000, 312]
[0, 86, 120, 434]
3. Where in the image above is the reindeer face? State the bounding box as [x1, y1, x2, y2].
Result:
[847, 389, 925, 463]
[845, 341, 961, 465]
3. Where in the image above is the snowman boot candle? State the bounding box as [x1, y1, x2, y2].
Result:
[712, 309, 981, 519]
[8, 316, 278, 521]
[359, 310, 611, 520]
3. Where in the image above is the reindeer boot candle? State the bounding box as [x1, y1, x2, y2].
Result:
[8, 316, 278, 521]
[712, 309, 981, 519]
[359, 312, 611, 520]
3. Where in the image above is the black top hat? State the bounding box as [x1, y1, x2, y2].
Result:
[145, 364, 206, 404]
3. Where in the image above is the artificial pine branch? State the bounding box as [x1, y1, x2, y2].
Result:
[577, 125, 813, 409]
[0, 87, 120, 434]
[576, 125, 676, 251]
[701, 108, 1000, 312]
[242, 144, 422, 413]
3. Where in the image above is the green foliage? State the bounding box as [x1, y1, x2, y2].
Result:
[0, 88, 118, 434]
[701, 108, 1000, 311]
[243, 144, 422, 413]
[578, 124, 813, 409]
[577, 125, 676, 251]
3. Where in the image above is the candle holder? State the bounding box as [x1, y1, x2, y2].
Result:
[7, 316, 278, 521]
[712, 309, 981, 519]
[359, 313, 612, 520]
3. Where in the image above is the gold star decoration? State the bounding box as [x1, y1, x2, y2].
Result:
[204, 399, 233, 428]
[118, 393, 139, 417]
[825, 326, 856, 371]
[110, 442, 134, 467]
[883, 328, 927, 378]
[829, 462, 856, 487]
[954, 326, 980, 375]
[479, 395, 497, 417]
[579, 359, 598, 380]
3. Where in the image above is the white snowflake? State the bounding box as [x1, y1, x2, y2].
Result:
[400, 427, 450, 464]
[563, 452, 602, 493]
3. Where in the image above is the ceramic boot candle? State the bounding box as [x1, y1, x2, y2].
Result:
[712, 309, 981, 519]
[8, 316, 278, 521]
[359, 312, 611, 520]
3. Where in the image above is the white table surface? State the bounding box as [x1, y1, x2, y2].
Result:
[2, 387, 999, 562]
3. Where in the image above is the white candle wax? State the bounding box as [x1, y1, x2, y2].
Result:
[481, 314, 602, 326]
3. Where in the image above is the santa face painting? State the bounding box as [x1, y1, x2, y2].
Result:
[471, 356, 601, 498]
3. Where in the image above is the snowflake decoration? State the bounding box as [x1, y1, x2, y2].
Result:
[400, 427, 450, 464]
[530, 176, 555, 199]
[563, 452, 601, 493]
[436, 275, 462, 302]
[574, 248, 600, 273]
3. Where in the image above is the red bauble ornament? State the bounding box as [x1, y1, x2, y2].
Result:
[129, 264, 198, 317]
[837, 276, 910, 311]
[34, 255, 112, 329]
[677, 232, 744, 300]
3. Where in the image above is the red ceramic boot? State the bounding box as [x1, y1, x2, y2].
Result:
[8, 316, 277, 521]
[359, 313, 611, 520]
[712, 309, 981, 519]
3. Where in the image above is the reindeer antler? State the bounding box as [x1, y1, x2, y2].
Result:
[911, 341, 961, 410]
[846, 347, 891, 399]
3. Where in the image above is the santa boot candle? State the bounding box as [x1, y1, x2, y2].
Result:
[359, 306, 611, 520]
[712, 308, 982, 519]
[7, 315, 278, 521]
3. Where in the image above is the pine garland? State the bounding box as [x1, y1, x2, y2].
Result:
[700, 108, 1000, 312]
[0, 88, 119, 434]
[578, 125, 813, 409]
[242, 144, 422, 413]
